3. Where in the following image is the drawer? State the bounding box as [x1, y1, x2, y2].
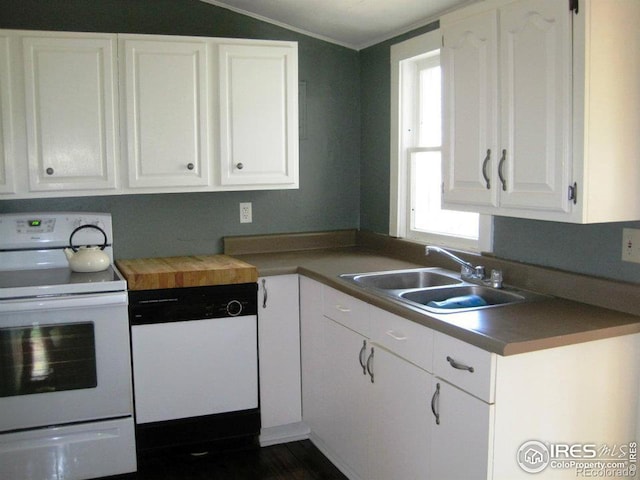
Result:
[322, 286, 370, 337]
[433, 331, 496, 403]
[370, 306, 433, 372]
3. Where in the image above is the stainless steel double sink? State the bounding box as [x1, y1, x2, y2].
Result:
[340, 267, 547, 314]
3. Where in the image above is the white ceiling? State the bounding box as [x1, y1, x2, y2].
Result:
[200, 0, 476, 50]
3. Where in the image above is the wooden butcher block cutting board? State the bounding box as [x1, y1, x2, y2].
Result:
[115, 255, 258, 290]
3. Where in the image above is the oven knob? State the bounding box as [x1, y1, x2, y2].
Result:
[226, 300, 243, 316]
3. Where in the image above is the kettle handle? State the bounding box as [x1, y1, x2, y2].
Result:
[69, 224, 108, 252]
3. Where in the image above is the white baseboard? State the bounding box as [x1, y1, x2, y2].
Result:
[259, 422, 311, 447]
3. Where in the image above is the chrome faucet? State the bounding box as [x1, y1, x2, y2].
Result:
[425, 246, 503, 288]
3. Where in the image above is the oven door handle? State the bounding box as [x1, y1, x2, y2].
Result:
[0, 292, 127, 312]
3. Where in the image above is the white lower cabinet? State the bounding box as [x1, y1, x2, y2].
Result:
[257, 274, 307, 446]
[300, 277, 640, 480]
[301, 278, 434, 480]
[431, 380, 493, 480]
[370, 346, 431, 480]
[321, 316, 371, 478]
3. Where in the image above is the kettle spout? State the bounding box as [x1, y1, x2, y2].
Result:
[64, 248, 75, 261]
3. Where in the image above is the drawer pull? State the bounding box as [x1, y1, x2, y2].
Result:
[481, 149, 491, 189]
[261, 278, 268, 308]
[498, 149, 507, 191]
[358, 340, 367, 375]
[431, 382, 440, 425]
[366, 347, 375, 383]
[446, 356, 475, 373]
[385, 330, 407, 341]
[335, 305, 351, 313]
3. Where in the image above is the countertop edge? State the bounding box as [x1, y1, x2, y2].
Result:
[240, 250, 640, 357]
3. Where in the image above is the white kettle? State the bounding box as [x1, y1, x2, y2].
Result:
[65, 225, 110, 273]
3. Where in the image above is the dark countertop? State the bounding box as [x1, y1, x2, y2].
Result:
[234, 246, 640, 356]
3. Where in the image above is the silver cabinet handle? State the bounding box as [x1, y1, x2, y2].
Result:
[446, 356, 475, 373]
[187, 163, 194, 170]
[431, 382, 440, 425]
[261, 278, 267, 309]
[46, 167, 54, 175]
[481, 149, 491, 189]
[366, 347, 374, 383]
[498, 149, 507, 191]
[236, 162, 244, 170]
[358, 340, 367, 375]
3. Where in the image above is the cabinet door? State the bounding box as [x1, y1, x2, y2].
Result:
[431, 380, 493, 480]
[22, 35, 118, 192]
[370, 346, 431, 480]
[218, 43, 298, 188]
[258, 275, 302, 429]
[122, 39, 209, 188]
[321, 316, 370, 480]
[299, 277, 326, 438]
[0, 34, 14, 194]
[442, 10, 499, 209]
[498, 0, 572, 212]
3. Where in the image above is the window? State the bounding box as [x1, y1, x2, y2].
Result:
[390, 30, 492, 252]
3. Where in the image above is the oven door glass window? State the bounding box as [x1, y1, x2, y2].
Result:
[0, 322, 97, 397]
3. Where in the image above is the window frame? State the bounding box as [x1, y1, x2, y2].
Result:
[389, 29, 493, 252]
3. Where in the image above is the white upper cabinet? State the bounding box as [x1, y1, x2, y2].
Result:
[121, 37, 210, 188]
[442, 0, 640, 223]
[443, 0, 571, 217]
[218, 43, 298, 189]
[0, 30, 299, 199]
[498, 0, 572, 213]
[442, 10, 499, 209]
[0, 35, 15, 194]
[22, 33, 119, 192]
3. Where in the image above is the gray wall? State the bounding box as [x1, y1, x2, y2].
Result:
[0, 0, 361, 259]
[359, 26, 640, 284]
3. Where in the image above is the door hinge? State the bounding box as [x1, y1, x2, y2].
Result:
[569, 0, 579, 14]
[568, 182, 578, 204]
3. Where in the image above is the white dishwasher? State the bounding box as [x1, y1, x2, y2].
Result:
[128, 283, 259, 456]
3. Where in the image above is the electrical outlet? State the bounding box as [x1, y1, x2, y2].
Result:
[240, 202, 252, 223]
[622, 228, 640, 263]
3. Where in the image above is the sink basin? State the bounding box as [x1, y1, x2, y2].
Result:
[341, 268, 462, 290]
[340, 267, 548, 314]
[401, 285, 527, 313]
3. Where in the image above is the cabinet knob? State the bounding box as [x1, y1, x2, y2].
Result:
[236, 162, 244, 170]
[187, 163, 194, 170]
[46, 167, 54, 175]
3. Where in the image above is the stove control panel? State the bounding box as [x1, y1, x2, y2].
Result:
[0, 212, 112, 250]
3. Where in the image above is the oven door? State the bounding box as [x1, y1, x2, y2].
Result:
[0, 292, 133, 432]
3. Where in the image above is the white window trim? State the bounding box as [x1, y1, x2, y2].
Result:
[389, 29, 493, 253]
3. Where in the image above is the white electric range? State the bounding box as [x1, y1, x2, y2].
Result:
[0, 212, 136, 480]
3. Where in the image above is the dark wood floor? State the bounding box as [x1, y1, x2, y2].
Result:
[111, 440, 348, 480]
